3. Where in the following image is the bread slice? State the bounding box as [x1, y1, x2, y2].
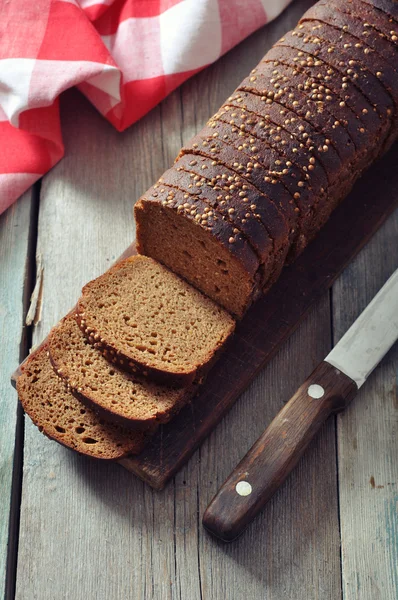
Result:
[76, 256, 236, 386]
[16, 345, 151, 460]
[49, 314, 193, 428]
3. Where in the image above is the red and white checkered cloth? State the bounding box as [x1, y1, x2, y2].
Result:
[0, 0, 292, 214]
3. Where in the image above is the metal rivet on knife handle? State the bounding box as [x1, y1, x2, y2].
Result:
[235, 481, 252, 496]
[307, 384, 325, 398]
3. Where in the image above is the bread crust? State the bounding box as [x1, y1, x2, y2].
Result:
[359, 0, 398, 23]
[347, 0, 398, 42]
[239, 65, 356, 163]
[299, 15, 398, 111]
[312, 1, 398, 61]
[213, 104, 329, 190]
[175, 153, 290, 249]
[223, 93, 340, 185]
[277, 25, 394, 125]
[261, 46, 378, 151]
[210, 105, 356, 245]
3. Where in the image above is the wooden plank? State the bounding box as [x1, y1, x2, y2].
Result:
[0, 189, 35, 600]
[333, 211, 398, 600]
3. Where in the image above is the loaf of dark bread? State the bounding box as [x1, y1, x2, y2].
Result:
[136, 0, 398, 317]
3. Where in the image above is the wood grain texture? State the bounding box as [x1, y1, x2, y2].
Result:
[0, 190, 34, 600]
[333, 212, 398, 600]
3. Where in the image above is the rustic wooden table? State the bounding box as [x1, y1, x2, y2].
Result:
[1, 1, 397, 598]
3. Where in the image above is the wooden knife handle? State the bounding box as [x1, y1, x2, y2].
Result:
[202, 361, 357, 542]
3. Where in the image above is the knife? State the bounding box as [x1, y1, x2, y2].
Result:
[202, 269, 398, 542]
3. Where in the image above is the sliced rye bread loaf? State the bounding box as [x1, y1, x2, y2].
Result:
[136, 188, 261, 317]
[16, 344, 151, 459]
[76, 255, 236, 385]
[136, 0, 398, 318]
[49, 314, 194, 429]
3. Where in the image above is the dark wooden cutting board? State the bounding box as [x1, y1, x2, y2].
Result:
[12, 144, 398, 489]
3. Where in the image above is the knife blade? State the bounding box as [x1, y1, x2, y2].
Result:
[325, 270, 398, 387]
[203, 269, 398, 542]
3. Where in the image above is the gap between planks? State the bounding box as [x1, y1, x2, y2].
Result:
[4, 183, 41, 600]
